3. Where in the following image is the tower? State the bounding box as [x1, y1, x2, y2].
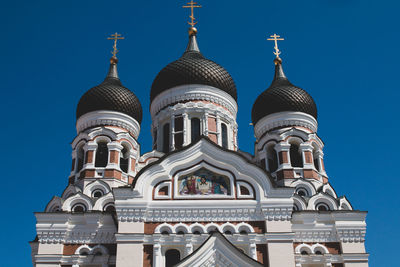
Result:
[150, 26, 238, 152]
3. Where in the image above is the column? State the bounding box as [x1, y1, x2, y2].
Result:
[107, 142, 123, 169]
[153, 243, 162, 267]
[216, 116, 221, 145]
[183, 113, 189, 146]
[170, 116, 175, 151]
[299, 143, 314, 169]
[274, 143, 291, 169]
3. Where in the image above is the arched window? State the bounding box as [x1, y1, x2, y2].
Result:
[72, 203, 86, 213]
[163, 123, 170, 153]
[120, 145, 130, 173]
[221, 123, 228, 149]
[316, 202, 330, 211]
[296, 187, 308, 197]
[165, 249, 180, 267]
[95, 141, 108, 167]
[267, 144, 278, 172]
[290, 143, 303, 167]
[104, 204, 116, 213]
[92, 189, 104, 199]
[312, 144, 320, 171]
[191, 118, 201, 142]
[76, 145, 85, 172]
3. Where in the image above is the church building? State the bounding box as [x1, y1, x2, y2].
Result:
[30, 4, 368, 267]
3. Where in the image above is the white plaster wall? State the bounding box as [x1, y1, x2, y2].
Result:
[38, 243, 63, 254]
[345, 262, 369, 267]
[341, 242, 366, 253]
[116, 243, 143, 267]
[119, 221, 144, 233]
[267, 242, 295, 267]
[36, 264, 60, 267]
[266, 220, 292, 232]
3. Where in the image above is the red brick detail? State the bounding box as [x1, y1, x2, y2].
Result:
[256, 244, 269, 266]
[278, 151, 289, 164]
[208, 133, 218, 144]
[143, 245, 153, 267]
[109, 151, 119, 164]
[63, 244, 116, 256]
[128, 177, 134, 185]
[144, 221, 265, 234]
[63, 244, 80, 255]
[293, 242, 342, 254]
[304, 151, 312, 164]
[130, 158, 136, 172]
[86, 151, 94, 164]
[303, 169, 320, 180]
[332, 264, 344, 267]
[82, 169, 95, 178]
[208, 117, 217, 132]
[276, 169, 295, 180]
[104, 170, 122, 179]
[323, 177, 329, 184]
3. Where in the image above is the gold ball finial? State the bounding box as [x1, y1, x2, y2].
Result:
[110, 56, 118, 64]
[274, 57, 282, 65]
[189, 27, 198, 36]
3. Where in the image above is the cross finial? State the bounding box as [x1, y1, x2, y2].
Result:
[267, 34, 284, 58]
[107, 32, 125, 58]
[182, 1, 202, 27]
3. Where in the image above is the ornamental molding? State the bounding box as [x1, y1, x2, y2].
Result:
[76, 110, 141, 139]
[254, 111, 318, 140]
[117, 205, 292, 222]
[150, 84, 238, 118]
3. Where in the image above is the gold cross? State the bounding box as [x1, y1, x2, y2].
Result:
[107, 32, 124, 58]
[182, 1, 202, 27]
[267, 34, 284, 58]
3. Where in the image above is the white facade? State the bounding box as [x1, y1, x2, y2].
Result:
[30, 32, 368, 267]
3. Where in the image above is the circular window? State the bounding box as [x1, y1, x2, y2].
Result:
[104, 204, 116, 213]
[296, 187, 308, 197]
[161, 231, 170, 235]
[193, 231, 201, 235]
[301, 250, 309, 255]
[240, 230, 248, 235]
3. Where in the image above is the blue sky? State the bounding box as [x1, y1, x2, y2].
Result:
[1, 0, 398, 265]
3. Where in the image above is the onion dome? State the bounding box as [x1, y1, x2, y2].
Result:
[150, 27, 237, 103]
[76, 57, 143, 124]
[251, 58, 317, 125]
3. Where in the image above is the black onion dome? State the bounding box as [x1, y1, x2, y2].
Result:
[252, 59, 317, 125]
[77, 58, 143, 124]
[150, 30, 237, 103]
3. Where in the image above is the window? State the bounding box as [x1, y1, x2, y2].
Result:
[174, 116, 184, 149]
[120, 145, 130, 173]
[92, 189, 104, 199]
[104, 204, 116, 213]
[313, 145, 320, 171]
[221, 123, 228, 149]
[267, 144, 278, 172]
[163, 123, 170, 153]
[95, 142, 108, 167]
[191, 118, 200, 142]
[72, 203, 86, 213]
[316, 202, 330, 211]
[296, 187, 308, 197]
[165, 249, 180, 267]
[290, 143, 303, 167]
[77, 145, 85, 172]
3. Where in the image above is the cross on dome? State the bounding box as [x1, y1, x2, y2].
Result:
[267, 33, 284, 58]
[107, 32, 125, 58]
[182, 1, 202, 27]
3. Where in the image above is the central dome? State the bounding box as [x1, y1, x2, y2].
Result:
[150, 31, 237, 103]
